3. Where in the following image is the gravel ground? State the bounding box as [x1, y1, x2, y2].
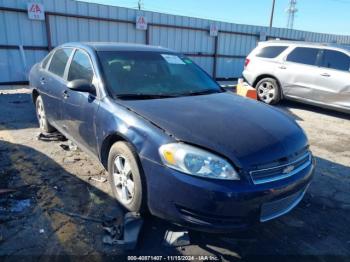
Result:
[0, 85, 349, 261]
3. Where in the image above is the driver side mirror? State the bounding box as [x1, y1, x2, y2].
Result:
[67, 79, 95, 93]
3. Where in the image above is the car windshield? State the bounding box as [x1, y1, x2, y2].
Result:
[97, 51, 222, 99]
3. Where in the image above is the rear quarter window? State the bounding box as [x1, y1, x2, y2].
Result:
[255, 46, 288, 58]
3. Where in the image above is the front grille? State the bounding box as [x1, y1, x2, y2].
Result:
[250, 151, 312, 185]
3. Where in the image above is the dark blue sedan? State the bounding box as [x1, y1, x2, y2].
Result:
[29, 42, 315, 232]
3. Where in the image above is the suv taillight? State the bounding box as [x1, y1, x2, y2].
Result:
[244, 58, 250, 68]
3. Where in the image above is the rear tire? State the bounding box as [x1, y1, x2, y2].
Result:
[107, 141, 145, 213]
[255, 77, 281, 105]
[35, 95, 55, 133]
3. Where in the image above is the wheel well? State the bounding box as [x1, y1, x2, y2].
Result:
[100, 133, 148, 210]
[32, 89, 39, 104]
[100, 133, 128, 169]
[253, 74, 280, 88]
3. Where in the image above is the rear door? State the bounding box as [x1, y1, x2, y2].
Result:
[34, 51, 53, 112]
[42, 48, 73, 127]
[280, 47, 323, 101]
[62, 48, 100, 154]
[313, 49, 350, 109]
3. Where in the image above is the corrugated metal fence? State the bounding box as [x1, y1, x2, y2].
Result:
[1, 0, 350, 84]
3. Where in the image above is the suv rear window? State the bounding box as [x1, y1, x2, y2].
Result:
[321, 50, 350, 71]
[286, 47, 320, 66]
[48, 48, 73, 77]
[256, 46, 288, 58]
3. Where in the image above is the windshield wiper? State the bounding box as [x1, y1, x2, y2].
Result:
[115, 93, 176, 100]
[115, 89, 224, 100]
[180, 89, 224, 96]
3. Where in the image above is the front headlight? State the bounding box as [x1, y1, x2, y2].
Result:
[159, 143, 240, 180]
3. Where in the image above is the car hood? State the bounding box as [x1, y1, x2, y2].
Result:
[119, 92, 308, 169]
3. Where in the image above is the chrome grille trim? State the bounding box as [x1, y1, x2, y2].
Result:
[250, 153, 312, 185]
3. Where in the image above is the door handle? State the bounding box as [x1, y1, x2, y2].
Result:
[63, 90, 69, 99]
[321, 73, 331, 77]
[279, 65, 287, 69]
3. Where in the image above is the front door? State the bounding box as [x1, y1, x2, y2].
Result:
[61, 49, 100, 155]
[313, 49, 350, 109]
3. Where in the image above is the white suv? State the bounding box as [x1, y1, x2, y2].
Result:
[243, 40, 350, 113]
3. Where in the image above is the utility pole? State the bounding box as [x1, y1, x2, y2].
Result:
[286, 0, 298, 29]
[269, 0, 276, 28]
[138, 0, 143, 10]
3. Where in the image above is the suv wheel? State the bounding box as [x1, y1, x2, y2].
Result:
[35, 95, 55, 133]
[107, 141, 145, 212]
[256, 78, 281, 104]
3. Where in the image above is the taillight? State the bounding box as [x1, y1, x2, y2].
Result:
[244, 58, 250, 68]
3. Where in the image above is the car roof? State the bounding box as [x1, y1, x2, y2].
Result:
[261, 40, 350, 52]
[60, 42, 174, 53]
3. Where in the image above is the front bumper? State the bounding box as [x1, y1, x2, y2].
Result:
[141, 156, 315, 233]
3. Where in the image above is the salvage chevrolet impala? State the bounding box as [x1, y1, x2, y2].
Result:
[29, 43, 315, 232]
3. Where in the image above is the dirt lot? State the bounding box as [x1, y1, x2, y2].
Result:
[0, 85, 349, 261]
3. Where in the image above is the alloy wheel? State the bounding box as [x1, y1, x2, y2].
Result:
[112, 155, 135, 205]
[257, 81, 276, 104]
[36, 98, 46, 130]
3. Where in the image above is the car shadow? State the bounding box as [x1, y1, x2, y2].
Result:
[278, 100, 350, 121]
[0, 140, 146, 257]
[0, 139, 224, 259]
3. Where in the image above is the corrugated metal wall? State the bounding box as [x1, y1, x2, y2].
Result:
[1, 0, 350, 83]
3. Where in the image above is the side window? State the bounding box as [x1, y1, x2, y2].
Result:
[42, 52, 53, 69]
[286, 47, 320, 66]
[48, 48, 73, 77]
[321, 50, 350, 71]
[68, 50, 94, 83]
[256, 46, 288, 58]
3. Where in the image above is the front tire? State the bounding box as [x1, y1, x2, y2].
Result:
[107, 141, 144, 212]
[255, 77, 281, 105]
[35, 95, 55, 133]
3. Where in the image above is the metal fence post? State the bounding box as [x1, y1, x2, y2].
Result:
[146, 26, 150, 45]
[45, 13, 52, 51]
[213, 34, 218, 79]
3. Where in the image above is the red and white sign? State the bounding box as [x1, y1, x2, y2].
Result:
[210, 24, 218, 37]
[136, 15, 147, 30]
[27, 2, 45, 20]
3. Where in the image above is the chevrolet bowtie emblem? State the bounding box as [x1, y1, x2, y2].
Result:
[282, 165, 295, 174]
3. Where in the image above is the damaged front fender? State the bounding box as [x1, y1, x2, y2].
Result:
[96, 96, 176, 168]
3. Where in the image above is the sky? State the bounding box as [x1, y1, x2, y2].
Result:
[80, 0, 350, 35]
